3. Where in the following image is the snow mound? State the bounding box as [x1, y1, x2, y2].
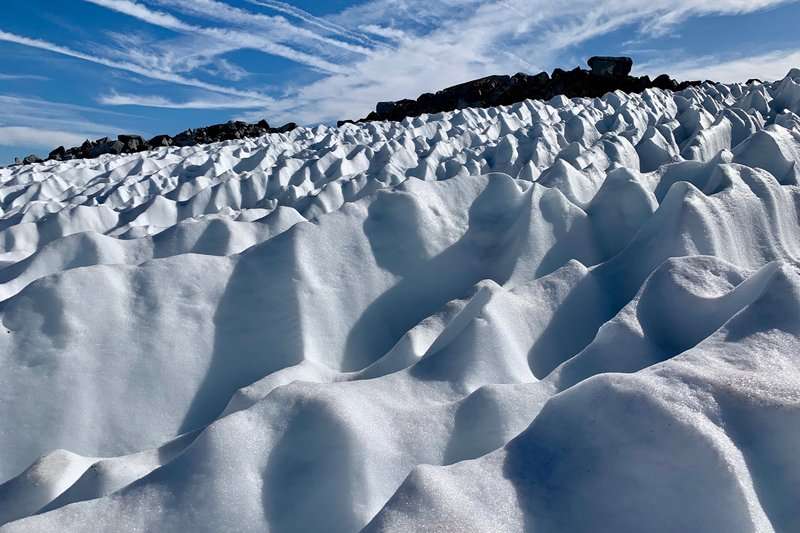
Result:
[1, 73, 800, 532]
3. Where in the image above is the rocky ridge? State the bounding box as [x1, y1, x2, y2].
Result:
[340, 55, 703, 125]
[14, 57, 701, 166]
[16, 120, 298, 166]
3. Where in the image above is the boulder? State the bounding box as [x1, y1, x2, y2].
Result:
[22, 154, 42, 165]
[273, 122, 297, 134]
[89, 140, 125, 158]
[148, 135, 173, 147]
[173, 129, 196, 147]
[48, 146, 66, 161]
[587, 56, 633, 77]
[118, 135, 146, 152]
[653, 74, 678, 91]
[376, 101, 396, 115]
[341, 56, 703, 124]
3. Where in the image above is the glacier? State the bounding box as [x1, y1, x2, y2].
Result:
[1, 70, 800, 532]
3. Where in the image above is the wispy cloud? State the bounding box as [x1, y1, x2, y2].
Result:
[83, 0, 351, 73]
[98, 91, 266, 109]
[5, 0, 800, 139]
[0, 95, 130, 152]
[151, 0, 378, 54]
[245, 0, 383, 48]
[0, 95, 127, 132]
[0, 29, 274, 102]
[0, 73, 49, 81]
[642, 49, 800, 82]
[246, 0, 800, 124]
[0, 127, 91, 149]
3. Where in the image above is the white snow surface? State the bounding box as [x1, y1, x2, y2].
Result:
[1, 73, 800, 532]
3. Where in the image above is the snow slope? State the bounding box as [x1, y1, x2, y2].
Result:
[1, 70, 800, 532]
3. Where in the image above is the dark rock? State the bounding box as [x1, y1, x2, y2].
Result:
[118, 134, 146, 152]
[48, 146, 66, 161]
[173, 129, 196, 147]
[273, 122, 297, 134]
[587, 56, 633, 77]
[653, 74, 678, 90]
[148, 135, 173, 147]
[22, 154, 42, 165]
[89, 140, 125, 158]
[345, 56, 702, 124]
[79, 140, 93, 157]
[376, 101, 396, 115]
[20, 56, 706, 165]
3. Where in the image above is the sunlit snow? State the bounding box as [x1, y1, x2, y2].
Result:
[2, 71, 800, 532]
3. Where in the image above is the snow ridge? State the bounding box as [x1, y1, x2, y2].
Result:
[1, 74, 800, 532]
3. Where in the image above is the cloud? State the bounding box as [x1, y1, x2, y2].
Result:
[244, 0, 383, 48]
[643, 49, 800, 83]
[0, 127, 92, 149]
[98, 91, 266, 109]
[0, 73, 49, 81]
[246, 0, 799, 125]
[0, 95, 127, 137]
[83, 0, 352, 73]
[0, 29, 274, 102]
[6, 0, 798, 135]
[151, 0, 378, 54]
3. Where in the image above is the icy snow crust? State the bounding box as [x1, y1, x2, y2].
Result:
[2, 71, 800, 532]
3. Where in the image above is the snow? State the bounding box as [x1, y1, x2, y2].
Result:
[1, 73, 800, 532]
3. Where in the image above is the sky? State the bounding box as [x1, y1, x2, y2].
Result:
[1, 0, 800, 164]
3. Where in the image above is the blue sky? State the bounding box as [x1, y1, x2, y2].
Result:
[1, 0, 800, 164]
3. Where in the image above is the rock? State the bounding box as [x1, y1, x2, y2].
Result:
[118, 135, 146, 152]
[48, 146, 66, 161]
[376, 101, 396, 115]
[587, 56, 633, 77]
[22, 154, 42, 165]
[273, 122, 297, 134]
[148, 135, 173, 147]
[19, 56, 704, 165]
[653, 74, 678, 91]
[89, 140, 124, 158]
[344, 57, 699, 124]
[173, 129, 196, 147]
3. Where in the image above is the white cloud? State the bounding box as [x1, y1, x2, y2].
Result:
[0, 127, 91, 149]
[244, 0, 382, 48]
[6, 0, 799, 134]
[99, 91, 265, 109]
[84, 0, 351, 73]
[0, 95, 128, 145]
[0, 29, 274, 103]
[249, 0, 799, 124]
[0, 73, 49, 81]
[643, 49, 800, 83]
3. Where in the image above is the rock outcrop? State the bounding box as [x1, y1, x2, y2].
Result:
[17, 120, 297, 165]
[587, 55, 633, 77]
[14, 56, 702, 166]
[341, 56, 701, 125]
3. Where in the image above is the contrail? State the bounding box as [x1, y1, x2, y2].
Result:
[246, 0, 388, 49]
[0, 29, 275, 103]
